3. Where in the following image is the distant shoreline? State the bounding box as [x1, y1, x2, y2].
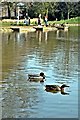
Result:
[0, 18, 80, 32]
[0, 17, 80, 26]
[0, 25, 79, 33]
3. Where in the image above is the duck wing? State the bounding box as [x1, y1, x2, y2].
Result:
[46, 85, 58, 88]
[28, 74, 39, 78]
[45, 85, 60, 90]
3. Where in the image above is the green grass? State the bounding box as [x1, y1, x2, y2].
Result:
[0, 21, 37, 27]
[48, 17, 80, 25]
[0, 17, 80, 27]
[0, 21, 26, 27]
[0, 22, 11, 27]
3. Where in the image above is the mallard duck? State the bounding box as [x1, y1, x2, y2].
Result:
[28, 72, 45, 82]
[45, 84, 69, 95]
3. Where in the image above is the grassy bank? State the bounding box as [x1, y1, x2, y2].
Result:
[0, 18, 41, 27]
[0, 17, 80, 27]
[48, 17, 80, 25]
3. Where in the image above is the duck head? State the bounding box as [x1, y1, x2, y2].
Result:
[61, 84, 69, 89]
[60, 84, 69, 93]
[39, 72, 45, 82]
[40, 72, 45, 79]
[55, 84, 69, 95]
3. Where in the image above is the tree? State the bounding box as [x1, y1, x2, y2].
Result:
[1, 1, 13, 19]
[1, 2, 80, 20]
[13, 2, 17, 18]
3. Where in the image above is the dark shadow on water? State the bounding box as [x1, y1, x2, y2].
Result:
[45, 89, 69, 95]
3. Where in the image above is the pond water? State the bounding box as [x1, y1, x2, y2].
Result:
[0, 26, 79, 118]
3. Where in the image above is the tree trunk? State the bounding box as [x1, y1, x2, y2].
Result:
[14, 7, 16, 17]
[14, 3, 17, 18]
[7, 5, 11, 19]
[68, 11, 70, 19]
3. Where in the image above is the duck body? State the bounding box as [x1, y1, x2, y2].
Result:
[45, 84, 69, 95]
[28, 72, 45, 82]
[45, 85, 61, 91]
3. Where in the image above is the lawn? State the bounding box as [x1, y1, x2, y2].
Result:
[48, 17, 80, 25]
[0, 17, 80, 27]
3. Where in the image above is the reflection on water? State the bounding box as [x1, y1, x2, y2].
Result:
[1, 26, 79, 118]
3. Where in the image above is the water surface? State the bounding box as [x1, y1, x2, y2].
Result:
[1, 26, 79, 118]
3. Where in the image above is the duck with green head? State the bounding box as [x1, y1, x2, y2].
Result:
[28, 72, 45, 82]
[45, 84, 69, 95]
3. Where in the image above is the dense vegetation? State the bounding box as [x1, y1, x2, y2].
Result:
[49, 17, 80, 24]
[28, 2, 80, 20]
[1, 2, 80, 21]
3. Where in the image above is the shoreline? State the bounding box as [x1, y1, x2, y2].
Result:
[0, 24, 80, 33]
[0, 18, 80, 32]
[0, 26, 58, 32]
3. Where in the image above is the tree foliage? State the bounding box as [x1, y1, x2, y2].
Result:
[1, 2, 80, 20]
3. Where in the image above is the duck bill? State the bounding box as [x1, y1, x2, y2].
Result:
[65, 85, 69, 87]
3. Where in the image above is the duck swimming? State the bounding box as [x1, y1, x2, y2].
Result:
[28, 72, 45, 82]
[45, 84, 69, 95]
